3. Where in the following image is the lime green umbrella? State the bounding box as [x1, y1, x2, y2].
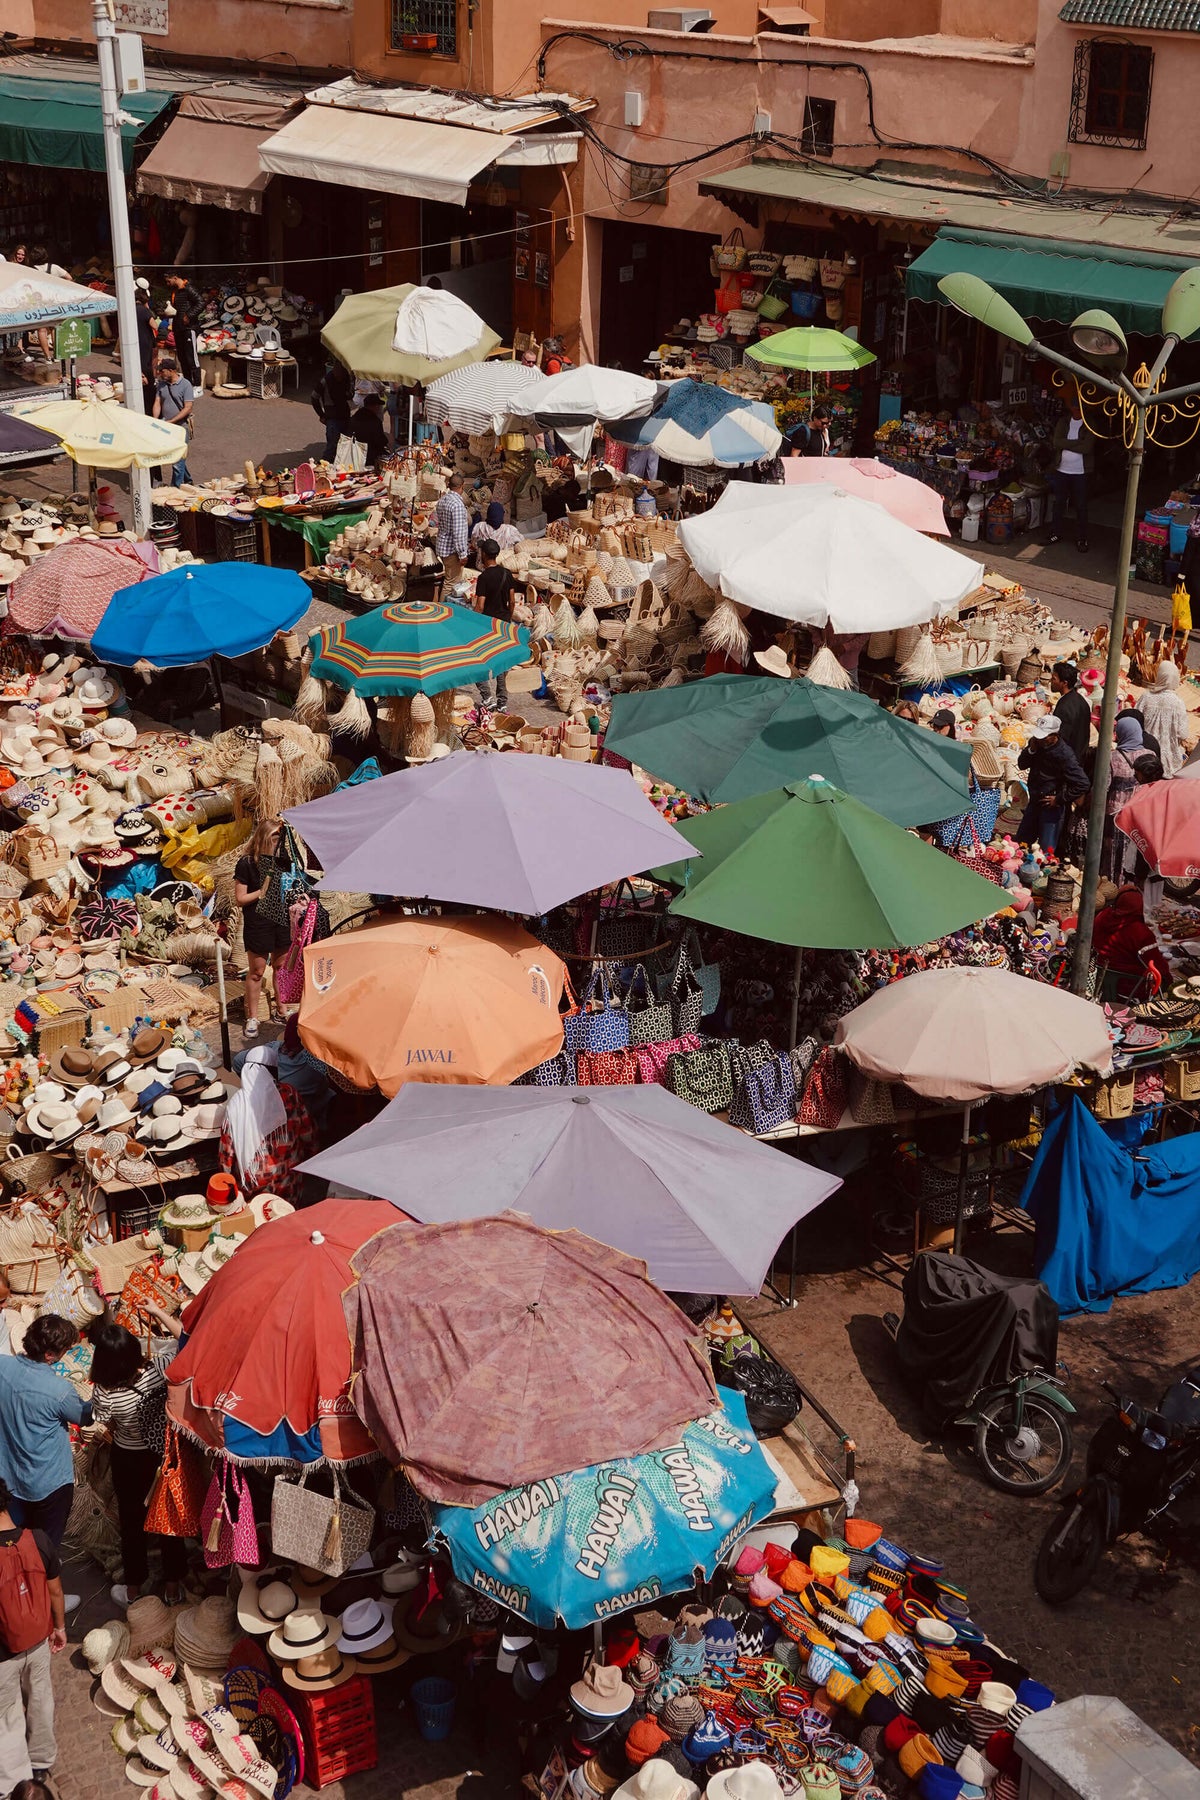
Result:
[321, 283, 500, 384]
[745, 328, 877, 373]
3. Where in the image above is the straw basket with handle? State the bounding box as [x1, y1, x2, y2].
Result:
[712, 228, 748, 272]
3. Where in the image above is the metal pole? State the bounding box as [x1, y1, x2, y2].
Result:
[214, 937, 232, 1068]
[952, 1099, 973, 1256]
[1070, 409, 1146, 993]
[788, 944, 803, 1051]
[93, 0, 151, 538]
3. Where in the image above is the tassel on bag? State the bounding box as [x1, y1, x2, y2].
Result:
[205, 1508, 225, 1555]
[701, 599, 751, 663]
[327, 686, 372, 741]
[898, 632, 944, 687]
[321, 1505, 342, 1568]
[807, 646, 853, 690]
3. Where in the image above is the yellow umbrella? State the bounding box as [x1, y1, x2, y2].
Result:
[298, 915, 566, 1094]
[12, 396, 187, 470]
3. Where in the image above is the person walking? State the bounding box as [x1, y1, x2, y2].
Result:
[133, 276, 156, 396]
[0, 1314, 87, 1617]
[785, 407, 830, 456]
[1138, 658, 1191, 777]
[434, 474, 470, 585]
[164, 273, 202, 386]
[473, 539, 516, 707]
[1046, 394, 1093, 553]
[1017, 715, 1089, 853]
[87, 1322, 187, 1608]
[152, 357, 195, 487]
[0, 1475, 66, 1795]
[234, 817, 291, 1040]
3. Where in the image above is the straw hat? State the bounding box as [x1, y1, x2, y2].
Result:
[174, 1596, 239, 1675]
[349, 1631, 409, 1675]
[267, 1607, 341, 1662]
[279, 1646, 359, 1694]
[336, 1599, 394, 1658]
[102, 716, 139, 746]
[128, 1596, 180, 1659]
[101, 1659, 146, 1713]
[235, 1573, 298, 1637]
[84, 1619, 131, 1674]
[161, 1193, 221, 1230]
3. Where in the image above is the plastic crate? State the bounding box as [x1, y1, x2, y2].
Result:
[293, 1676, 375, 1776]
[111, 1199, 160, 1241]
[213, 515, 259, 563]
[305, 1732, 377, 1789]
[179, 508, 219, 558]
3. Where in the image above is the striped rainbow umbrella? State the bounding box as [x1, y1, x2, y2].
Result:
[308, 597, 531, 698]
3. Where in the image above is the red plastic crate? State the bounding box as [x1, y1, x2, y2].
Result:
[306, 1728, 378, 1790]
[293, 1676, 377, 1786]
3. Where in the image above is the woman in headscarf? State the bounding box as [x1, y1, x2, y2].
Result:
[470, 500, 521, 564]
[1138, 659, 1191, 776]
[1104, 715, 1154, 881]
[1092, 885, 1170, 997]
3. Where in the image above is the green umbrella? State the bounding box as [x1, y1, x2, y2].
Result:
[745, 327, 877, 373]
[309, 597, 530, 698]
[605, 676, 971, 826]
[321, 282, 500, 384]
[666, 776, 1002, 1040]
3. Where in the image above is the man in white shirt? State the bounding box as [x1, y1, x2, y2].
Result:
[1046, 397, 1093, 553]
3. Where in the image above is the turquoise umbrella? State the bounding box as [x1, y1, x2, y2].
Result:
[308, 597, 531, 699]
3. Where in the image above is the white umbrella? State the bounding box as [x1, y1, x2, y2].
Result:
[677, 483, 981, 632]
[424, 361, 546, 435]
[505, 365, 658, 459]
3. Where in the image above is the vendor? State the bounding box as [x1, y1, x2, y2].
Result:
[1017, 715, 1089, 852]
[234, 817, 292, 1041]
[471, 502, 521, 563]
[350, 394, 388, 468]
[1093, 885, 1170, 994]
[544, 477, 582, 525]
[1046, 393, 1092, 554]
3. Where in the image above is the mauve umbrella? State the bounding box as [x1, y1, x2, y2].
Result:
[341, 1211, 717, 1504]
[285, 753, 693, 914]
[302, 1083, 840, 1295]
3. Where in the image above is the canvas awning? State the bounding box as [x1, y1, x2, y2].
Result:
[139, 116, 276, 212]
[906, 226, 1192, 336]
[0, 72, 172, 172]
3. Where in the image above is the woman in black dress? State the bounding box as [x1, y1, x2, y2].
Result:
[234, 817, 291, 1039]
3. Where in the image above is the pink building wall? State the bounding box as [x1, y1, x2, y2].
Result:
[22, 0, 353, 76]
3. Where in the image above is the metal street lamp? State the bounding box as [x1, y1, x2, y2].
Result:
[938, 268, 1200, 993]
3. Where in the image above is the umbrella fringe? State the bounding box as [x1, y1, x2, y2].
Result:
[168, 1412, 385, 1471]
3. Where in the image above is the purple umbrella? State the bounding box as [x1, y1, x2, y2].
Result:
[284, 752, 694, 914]
[302, 1083, 841, 1295]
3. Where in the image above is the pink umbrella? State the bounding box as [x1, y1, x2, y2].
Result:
[8, 537, 155, 640]
[783, 457, 950, 536]
[1116, 780, 1200, 878]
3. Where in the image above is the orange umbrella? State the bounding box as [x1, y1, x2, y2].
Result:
[298, 915, 565, 1093]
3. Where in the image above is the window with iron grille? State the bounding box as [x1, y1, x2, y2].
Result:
[802, 95, 835, 157]
[1068, 38, 1153, 147]
[390, 0, 457, 54]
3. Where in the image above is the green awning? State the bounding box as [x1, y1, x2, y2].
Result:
[906, 227, 1189, 336]
[0, 74, 173, 172]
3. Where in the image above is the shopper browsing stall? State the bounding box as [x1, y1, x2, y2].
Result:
[152, 358, 195, 487]
[1046, 394, 1092, 553]
[1017, 715, 1089, 852]
[86, 1321, 188, 1609]
[0, 1476, 66, 1797]
[235, 817, 292, 1040]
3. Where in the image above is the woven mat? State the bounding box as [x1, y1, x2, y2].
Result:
[130, 979, 221, 1022]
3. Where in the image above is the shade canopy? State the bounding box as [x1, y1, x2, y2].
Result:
[13, 396, 184, 470]
[609, 379, 781, 468]
[297, 915, 565, 1095]
[677, 484, 980, 630]
[91, 564, 308, 667]
[505, 365, 658, 427]
[137, 114, 276, 213]
[433, 1388, 775, 1628]
[604, 675, 972, 824]
[321, 282, 499, 384]
[745, 327, 877, 372]
[667, 775, 1003, 948]
[783, 455, 950, 535]
[835, 965, 1113, 1103]
[259, 106, 516, 209]
[0, 70, 171, 174]
[1115, 780, 1200, 878]
[301, 1083, 840, 1295]
[165, 1200, 386, 1464]
[8, 537, 150, 641]
[0, 409, 63, 466]
[424, 361, 546, 434]
[342, 1210, 717, 1505]
[309, 597, 530, 698]
[285, 753, 692, 914]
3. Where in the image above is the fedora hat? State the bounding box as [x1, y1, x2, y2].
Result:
[379, 1552, 423, 1598]
[130, 1026, 169, 1064]
[349, 1632, 409, 1675]
[570, 1661, 634, 1719]
[139, 1115, 185, 1151]
[101, 1058, 133, 1087]
[235, 1573, 298, 1637]
[267, 1607, 341, 1662]
[753, 645, 793, 680]
[182, 1103, 227, 1142]
[78, 672, 120, 708]
[389, 1587, 469, 1655]
[96, 1094, 137, 1130]
[280, 1646, 358, 1694]
[614, 1766, 701, 1800]
[27, 1100, 80, 1141]
[336, 1598, 394, 1657]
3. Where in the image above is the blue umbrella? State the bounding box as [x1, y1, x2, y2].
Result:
[91, 564, 309, 668]
[610, 380, 781, 468]
[431, 1389, 776, 1629]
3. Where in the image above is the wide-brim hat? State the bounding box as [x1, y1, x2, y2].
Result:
[85, 1619, 132, 1674]
[613, 1766, 701, 1800]
[102, 716, 139, 747]
[174, 1596, 239, 1675]
[389, 1588, 469, 1655]
[280, 1647, 359, 1693]
[79, 674, 121, 708]
[350, 1634, 409, 1675]
[336, 1598, 394, 1657]
[268, 1607, 341, 1662]
[236, 1573, 298, 1637]
[704, 1766, 786, 1800]
[128, 1595, 181, 1660]
[101, 1660, 146, 1712]
[131, 1026, 170, 1064]
[571, 1660, 634, 1719]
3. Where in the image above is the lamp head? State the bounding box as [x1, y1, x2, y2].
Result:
[1162, 266, 1200, 342]
[936, 273, 1033, 346]
[1069, 309, 1128, 371]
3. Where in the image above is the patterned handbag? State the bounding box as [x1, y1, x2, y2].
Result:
[797, 1047, 849, 1129]
[562, 966, 630, 1054]
[683, 930, 722, 1018]
[116, 1264, 182, 1339]
[667, 941, 704, 1037]
[275, 900, 318, 1006]
[271, 1465, 373, 1578]
[632, 1033, 702, 1087]
[933, 773, 1003, 852]
[728, 1049, 797, 1135]
[144, 1422, 208, 1538]
[624, 963, 675, 1048]
[515, 1050, 575, 1087]
[200, 1458, 259, 1568]
[577, 1047, 639, 1086]
[789, 1034, 821, 1089]
[667, 1040, 734, 1112]
[846, 1063, 898, 1125]
[944, 815, 1004, 885]
[595, 878, 661, 960]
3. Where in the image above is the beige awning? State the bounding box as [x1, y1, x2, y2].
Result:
[138, 114, 277, 212]
[758, 6, 816, 25]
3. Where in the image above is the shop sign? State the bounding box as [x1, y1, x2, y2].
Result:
[1002, 381, 1030, 407]
[113, 0, 169, 32]
[55, 318, 92, 359]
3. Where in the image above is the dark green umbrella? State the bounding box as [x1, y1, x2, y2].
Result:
[665, 776, 1003, 1043]
[605, 675, 971, 826]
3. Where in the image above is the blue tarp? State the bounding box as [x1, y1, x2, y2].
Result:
[1021, 1094, 1200, 1314]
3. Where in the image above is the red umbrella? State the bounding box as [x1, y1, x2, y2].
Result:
[1116, 780, 1200, 878]
[167, 1199, 393, 1464]
[8, 537, 153, 640]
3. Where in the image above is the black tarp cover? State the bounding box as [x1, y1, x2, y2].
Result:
[895, 1252, 1060, 1421]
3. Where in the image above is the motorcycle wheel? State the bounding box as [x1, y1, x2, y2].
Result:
[973, 1396, 1074, 1496]
[1034, 1495, 1106, 1604]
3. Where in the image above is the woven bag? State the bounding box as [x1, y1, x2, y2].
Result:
[271, 1466, 373, 1578]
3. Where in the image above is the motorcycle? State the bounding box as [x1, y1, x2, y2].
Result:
[883, 1252, 1076, 1497]
[1034, 1367, 1200, 1604]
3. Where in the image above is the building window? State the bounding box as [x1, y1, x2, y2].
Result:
[390, 0, 457, 54]
[1068, 38, 1153, 148]
[802, 96, 835, 158]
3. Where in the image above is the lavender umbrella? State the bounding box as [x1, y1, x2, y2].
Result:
[285, 753, 693, 914]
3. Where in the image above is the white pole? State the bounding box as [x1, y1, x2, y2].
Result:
[93, 0, 151, 538]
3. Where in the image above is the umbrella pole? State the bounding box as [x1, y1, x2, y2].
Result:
[788, 945, 803, 1051]
[952, 1100, 973, 1256]
[214, 937, 232, 1069]
[87, 466, 98, 527]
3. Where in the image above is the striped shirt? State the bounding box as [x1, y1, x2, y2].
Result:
[91, 1347, 171, 1450]
[434, 490, 469, 560]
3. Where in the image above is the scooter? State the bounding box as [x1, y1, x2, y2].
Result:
[882, 1310, 1076, 1496]
[1034, 1368, 1200, 1604]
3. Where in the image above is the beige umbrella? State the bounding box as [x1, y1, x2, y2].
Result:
[835, 966, 1112, 1249]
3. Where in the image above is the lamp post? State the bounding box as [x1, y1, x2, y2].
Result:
[937, 270, 1200, 993]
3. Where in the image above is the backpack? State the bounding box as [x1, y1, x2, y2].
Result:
[0, 1531, 52, 1654]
